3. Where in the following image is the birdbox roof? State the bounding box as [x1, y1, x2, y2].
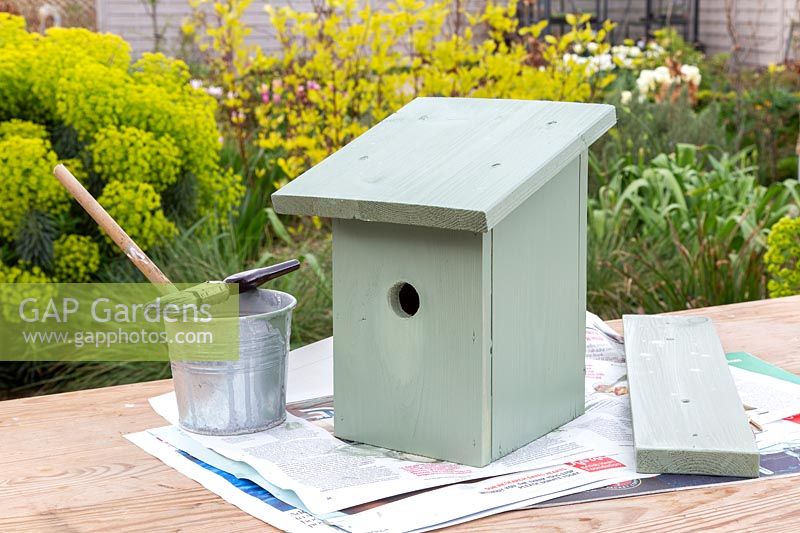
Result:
[271, 97, 615, 233]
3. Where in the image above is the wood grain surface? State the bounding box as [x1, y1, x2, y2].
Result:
[2, 295, 800, 532]
[624, 315, 759, 477]
[491, 157, 585, 460]
[272, 97, 615, 232]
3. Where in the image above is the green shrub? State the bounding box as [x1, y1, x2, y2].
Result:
[700, 60, 800, 184]
[0, 119, 48, 140]
[587, 145, 797, 317]
[92, 126, 181, 192]
[765, 217, 800, 297]
[0, 261, 51, 283]
[98, 181, 178, 251]
[54, 234, 101, 282]
[0, 136, 69, 240]
[0, 14, 242, 281]
[592, 94, 733, 184]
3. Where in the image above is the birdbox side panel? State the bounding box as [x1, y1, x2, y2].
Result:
[332, 219, 493, 466]
[490, 155, 587, 460]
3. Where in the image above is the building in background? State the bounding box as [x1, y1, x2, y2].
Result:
[1, 0, 95, 31]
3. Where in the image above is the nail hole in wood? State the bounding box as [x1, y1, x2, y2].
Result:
[491, 162, 501, 168]
[389, 282, 420, 318]
[681, 399, 691, 404]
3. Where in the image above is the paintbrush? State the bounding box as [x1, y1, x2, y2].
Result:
[159, 260, 300, 307]
[53, 164, 299, 304]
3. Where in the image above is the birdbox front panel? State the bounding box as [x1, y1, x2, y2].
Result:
[272, 97, 616, 467]
[332, 220, 492, 466]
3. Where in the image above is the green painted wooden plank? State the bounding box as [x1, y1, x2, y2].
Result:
[331, 219, 493, 466]
[490, 157, 585, 459]
[624, 315, 760, 478]
[272, 97, 615, 233]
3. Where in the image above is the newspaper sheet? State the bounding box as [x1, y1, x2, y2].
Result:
[128, 311, 637, 527]
[134, 322, 645, 529]
[148, 390, 628, 515]
[126, 428, 636, 533]
[585, 311, 625, 362]
[149, 387, 650, 533]
[326, 452, 646, 533]
[124, 430, 335, 532]
[729, 365, 800, 424]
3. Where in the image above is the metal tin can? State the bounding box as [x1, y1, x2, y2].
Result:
[169, 289, 296, 435]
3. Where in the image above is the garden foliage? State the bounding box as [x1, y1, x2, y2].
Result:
[588, 145, 798, 315]
[0, 14, 242, 282]
[3, 3, 800, 397]
[184, 0, 624, 185]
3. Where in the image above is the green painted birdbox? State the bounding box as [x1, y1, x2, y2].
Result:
[272, 97, 616, 467]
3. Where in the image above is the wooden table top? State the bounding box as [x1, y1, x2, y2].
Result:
[2, 296, 800, 532]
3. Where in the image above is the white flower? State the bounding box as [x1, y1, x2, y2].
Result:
[592, 53, 613, 71]
[563, 53, 588, 65]
[189, 79, 203, 90]
[653, 66, 671, 83]
[587, 42, 599, 54]
[206, 86, 223, 97]
[636, 69, 655, 94]
[680, 64, 702, 86]
[573, 43, 584, 54]
[620, 90, 633, 105]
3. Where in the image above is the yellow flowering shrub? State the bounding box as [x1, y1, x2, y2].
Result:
[0, 261, 51, 283]
[765, 217, 800, 297]
[0, 136, 69, 240]
[0, 16, 39, 120]
[0, 260, 53, 323]
[0, 14, 241, 280]
[98, 181, 178, 251]
[0, 119, 48, 140]
[54, 234, 101, 282]
[184, 1, 616, 184]
[92, 126, 181, 192]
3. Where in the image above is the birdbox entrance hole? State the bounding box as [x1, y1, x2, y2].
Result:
[389, 282, 419, 318]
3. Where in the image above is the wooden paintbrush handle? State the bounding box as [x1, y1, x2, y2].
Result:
[53, 164, 176, 291]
